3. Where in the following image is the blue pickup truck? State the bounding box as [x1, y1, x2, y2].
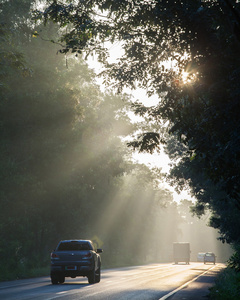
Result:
[50, 239, 103, 284]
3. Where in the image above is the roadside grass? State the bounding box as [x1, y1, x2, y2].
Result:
[21, 266, 49, 279]
[209, 267, 240, 299]
[0, 265, 49, 281]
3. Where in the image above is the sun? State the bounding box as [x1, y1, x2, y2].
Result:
[180, 70, 198, 85]
[182, 71, 190, 84]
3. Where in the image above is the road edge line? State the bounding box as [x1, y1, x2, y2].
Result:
[158, 265, 217, 300]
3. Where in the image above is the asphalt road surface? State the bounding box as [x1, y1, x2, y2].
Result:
[0, 263, 225, 300]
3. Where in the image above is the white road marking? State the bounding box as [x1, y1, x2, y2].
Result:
[158, 265, 217, 300]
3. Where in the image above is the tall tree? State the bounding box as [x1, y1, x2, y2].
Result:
[1, 0, 184, 280]
[36, 0, 240, 250]
[0, 0, 130, 278]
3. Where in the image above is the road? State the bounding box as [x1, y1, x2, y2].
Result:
[0, 263, 225, 300]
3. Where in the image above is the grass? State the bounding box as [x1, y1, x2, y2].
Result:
[209, 267, 240, 299]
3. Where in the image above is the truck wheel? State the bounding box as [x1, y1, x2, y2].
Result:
[51, 273, 59, 284]
[88, 268, 96, 284]
[95, 266, 101, 283]
[59, 275, 65, 284]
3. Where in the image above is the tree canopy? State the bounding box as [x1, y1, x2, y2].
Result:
[0, 0, 235, 280]
[1, 0, 205, 280]
[35, 0, 240, 249]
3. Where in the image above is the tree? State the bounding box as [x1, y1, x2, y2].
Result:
[1, 0, 185, 280]
[36, 0, 240, 251]
[0, 0, 133, 278]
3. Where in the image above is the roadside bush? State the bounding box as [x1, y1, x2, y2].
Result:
[0, 262, 49, 281]
[209, 267, 240, 300]
[228, 246, 240, 272]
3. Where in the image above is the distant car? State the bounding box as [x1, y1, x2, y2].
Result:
[197, 252, 205, 262]
[204, 252, 216, 264]
[50, 239, 103, 284]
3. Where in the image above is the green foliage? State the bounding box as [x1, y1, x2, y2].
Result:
[209, 267, 240, 300]
[26, 7, 240, 287]
[37, 1, 240, 250]
[228, 246, 240, 272]
[127, 132, 161, 154]
[0, 0, 186, 281]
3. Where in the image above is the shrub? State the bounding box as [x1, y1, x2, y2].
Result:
[209, 267, 240, 299]
[228, 247, 240, 272]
